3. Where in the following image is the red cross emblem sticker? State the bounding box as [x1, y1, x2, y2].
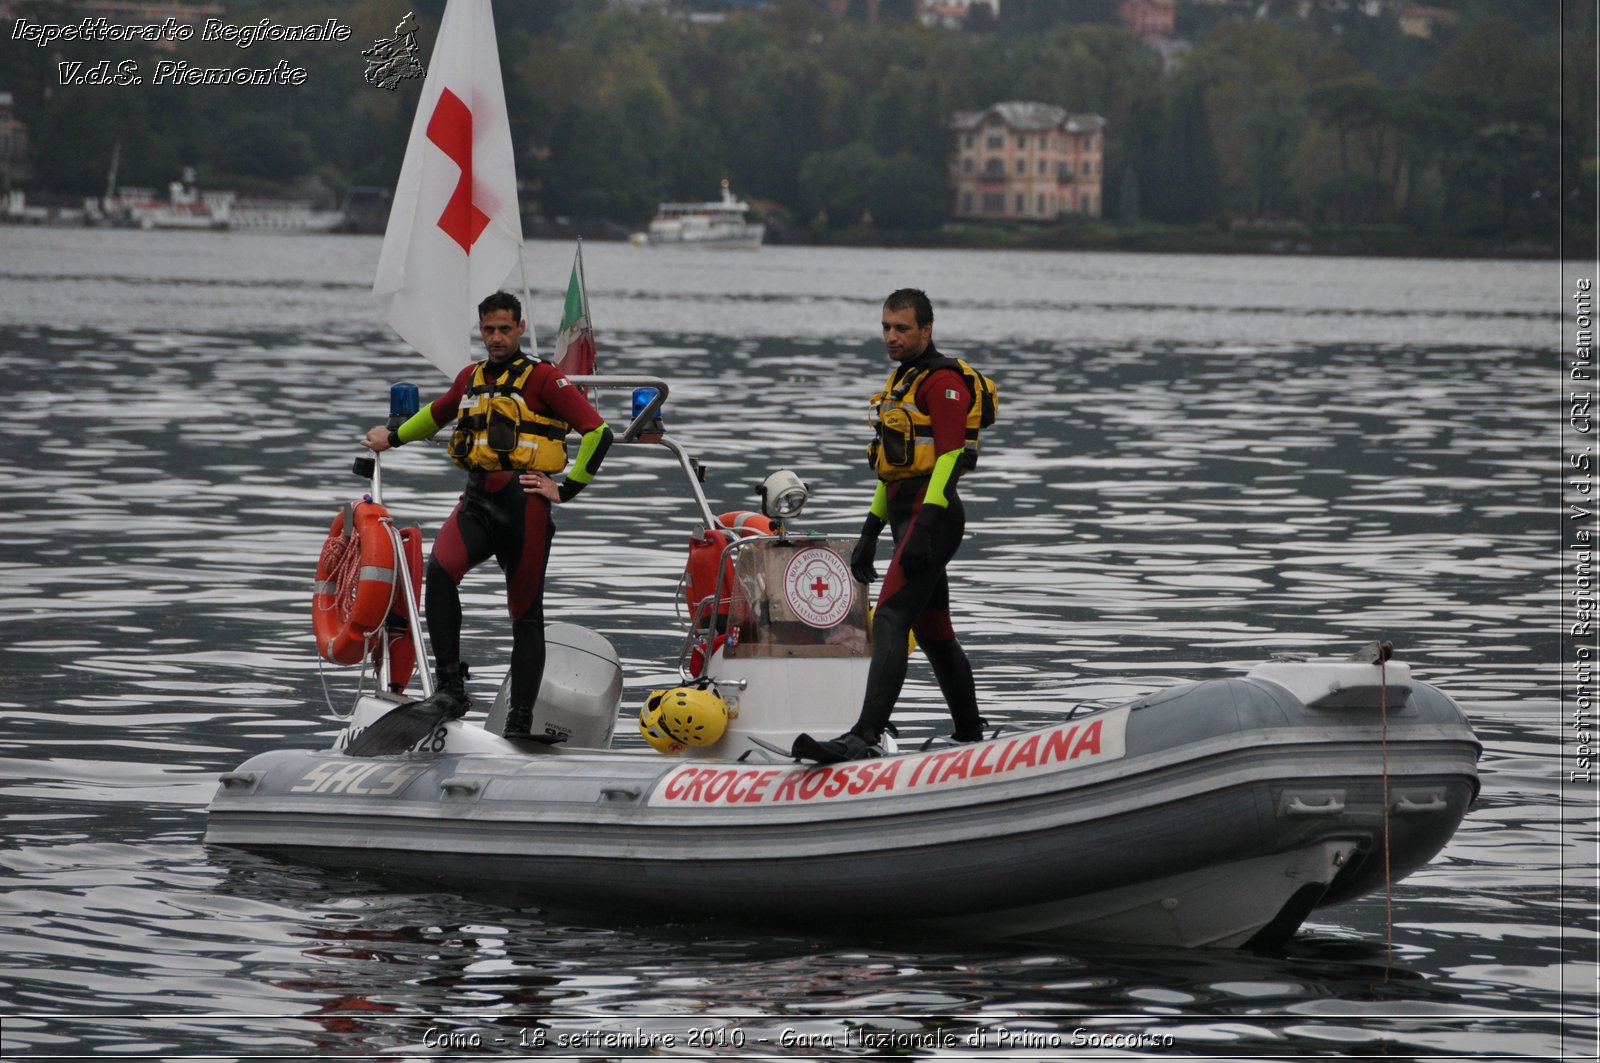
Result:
[783, 546, 853, 629]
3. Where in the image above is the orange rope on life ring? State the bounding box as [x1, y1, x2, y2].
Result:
[312, 500, 400, 666]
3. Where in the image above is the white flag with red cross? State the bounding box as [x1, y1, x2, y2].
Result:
[372, 0, 524, 377]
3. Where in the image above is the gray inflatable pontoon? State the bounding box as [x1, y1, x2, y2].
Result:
[207, 628, 1478, 949]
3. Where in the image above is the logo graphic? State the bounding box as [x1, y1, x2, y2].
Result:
[783, 546, 853, 629]
[289, 760, 427, 796]
[363, 12, 425, 91]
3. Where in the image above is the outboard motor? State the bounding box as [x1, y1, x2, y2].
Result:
[484, 623, 622, 747]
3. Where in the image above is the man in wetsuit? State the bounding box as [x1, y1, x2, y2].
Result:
[361, 292, 612, 739]
[793, 288, 984, 763]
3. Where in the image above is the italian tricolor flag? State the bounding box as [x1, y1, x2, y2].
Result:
[553, 243, 596, 390]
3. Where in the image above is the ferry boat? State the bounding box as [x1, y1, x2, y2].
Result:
[204, 377, 1480, 949]
[641, 180, 765, 248]
[119, 178, 234, 230]
[229, 199, 346, 232]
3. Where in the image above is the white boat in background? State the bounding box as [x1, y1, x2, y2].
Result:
[642, 180, 764, 248]
[122, 179, 233, 230]
[229, 199, 346, 232]
[112, 186, 346, 233]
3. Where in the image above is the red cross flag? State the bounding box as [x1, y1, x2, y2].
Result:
[373, 0, 523, 377]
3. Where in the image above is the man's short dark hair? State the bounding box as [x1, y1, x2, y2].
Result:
[478, 291, 522, 320]
[884, 288, 933, 327]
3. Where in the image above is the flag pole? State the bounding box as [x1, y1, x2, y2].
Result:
[576, 237, 590, 339]
[517, 238, 537, 360]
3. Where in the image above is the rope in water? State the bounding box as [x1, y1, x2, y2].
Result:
[1380, 652, 1393, 973]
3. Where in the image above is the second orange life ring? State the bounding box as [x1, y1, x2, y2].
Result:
[312, 500, 400, 666]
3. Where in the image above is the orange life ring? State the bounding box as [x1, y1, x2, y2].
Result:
[683, 510, 775, 620]
[716, 510, 773, 537]
[312, 500, 400, 666]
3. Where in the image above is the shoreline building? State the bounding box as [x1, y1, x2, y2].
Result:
[1118, 0, 1175, 38]
[0, 92, 29, 192]
[950, 101, 1106, 221]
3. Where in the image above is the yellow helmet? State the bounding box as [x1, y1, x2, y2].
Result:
[639, 686, 729, 753]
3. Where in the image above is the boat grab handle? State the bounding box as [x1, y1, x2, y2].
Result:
[1281, 793, 1346, 816]
[218, 771, 259, 790]
[440, 777, 481, 796]
[601, 785, 641, 800]
[1393, 793, 1447, 814]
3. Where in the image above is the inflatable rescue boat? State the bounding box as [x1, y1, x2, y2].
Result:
[205, 378, 1480, 949]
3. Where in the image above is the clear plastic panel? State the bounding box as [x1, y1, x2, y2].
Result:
[723, 536, 869, 659]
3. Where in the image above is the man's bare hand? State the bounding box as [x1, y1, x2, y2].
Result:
[521, 470, 559, 502]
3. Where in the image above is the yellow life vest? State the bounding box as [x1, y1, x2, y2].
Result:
[447, 358, 569, 473]
[867, 356, 997, 480]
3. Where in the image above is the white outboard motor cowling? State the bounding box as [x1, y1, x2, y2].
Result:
[485, 623, 621, 747]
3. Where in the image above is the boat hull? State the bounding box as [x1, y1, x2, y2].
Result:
[206, 672, 1478, 948]
[645, 222, 764, 249]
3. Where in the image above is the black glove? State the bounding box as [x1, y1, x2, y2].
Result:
[897, 505, 942, 581]
[850, 514, 885, 584]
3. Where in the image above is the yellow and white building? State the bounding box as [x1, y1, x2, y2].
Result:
[950, 101, 1106, 221]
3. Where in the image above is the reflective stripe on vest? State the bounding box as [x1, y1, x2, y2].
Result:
[868, 364, 943, 480]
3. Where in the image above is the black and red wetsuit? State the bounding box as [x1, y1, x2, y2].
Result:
[419, 358, 608, 717]
[853, 345, 984, 742]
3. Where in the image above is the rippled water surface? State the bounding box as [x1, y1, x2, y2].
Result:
[0, 227, 1591, 1059]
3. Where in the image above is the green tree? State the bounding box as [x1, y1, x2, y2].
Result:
[798, 142, 880, 225]
[1305, 75, 1384, 224]
[1183, 21, 1323, 220]
[868, 152, 948, 229]
[863, 66, 949, 167]
[1146, 79, 1223, 224]
[543, 101, 642, 220]
[1560, 24, 1598, 252]
[722, 51, 850, 205]
[1381, 85, 1472, 232]
[215, 113, 314, 184]
[1423, 19, 1563, 241]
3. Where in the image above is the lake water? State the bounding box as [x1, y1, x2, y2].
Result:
[0, 226, 1592, 1060]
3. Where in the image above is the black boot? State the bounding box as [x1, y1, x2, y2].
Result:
[791, 730, 882, 764]
[502, 703, 533, 740]
[949, 721, 988, 743]
[413, 661, 471, 719]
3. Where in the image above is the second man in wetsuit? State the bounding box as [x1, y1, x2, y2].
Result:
[794, 288, 984, 763]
